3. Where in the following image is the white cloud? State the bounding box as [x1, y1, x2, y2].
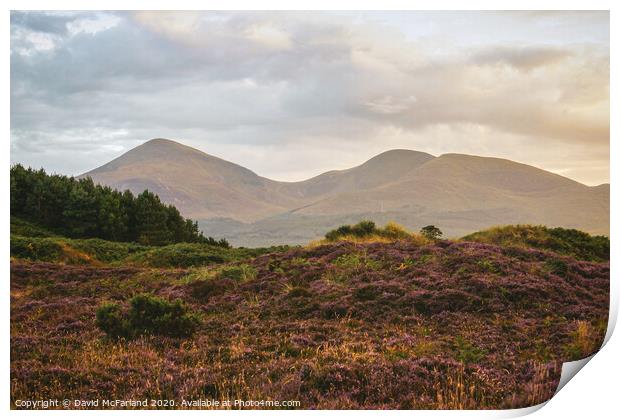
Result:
[244, 23, 293, 50]
[10, 11, 610, 185]
[365, 95, 418, 115]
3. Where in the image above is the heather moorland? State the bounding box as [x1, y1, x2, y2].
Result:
[10, 222, 609, 409]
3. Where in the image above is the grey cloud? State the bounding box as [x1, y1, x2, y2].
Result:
[10, 11, 77, 35]
[472, 46, 572, 70]
[10, 11, 610, 185]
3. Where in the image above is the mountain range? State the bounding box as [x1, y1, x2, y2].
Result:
[82, 138, 609, 246]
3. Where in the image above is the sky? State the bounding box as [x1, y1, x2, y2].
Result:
[10, 10, 610, 185]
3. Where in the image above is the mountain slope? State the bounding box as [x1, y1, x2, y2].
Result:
[293, 153, 606, 211]
[81, 138, 609, 245]
[276, 149, 434, 199]
[81, 139, 300, 222]
[286, 153, 608, 238]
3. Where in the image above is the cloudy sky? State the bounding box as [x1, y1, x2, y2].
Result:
[10, 11, 609, 185]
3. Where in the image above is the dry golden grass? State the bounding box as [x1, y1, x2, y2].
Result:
[525, 362, 553, 407]
[308, 221, 430, 248]
[59, 242, 103, 266]
[572, 320, 600, 356]
[434, 364, 485, 409]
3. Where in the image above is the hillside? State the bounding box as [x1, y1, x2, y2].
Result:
[287, 154, 609, 230]
[462, 225, 609, 262]
[11, 236, 609, 409]
[81, 139, 301, 222]
[10, 218, 287, 268]
[277, 149, 434, 198]
[81, 139, 610, 246]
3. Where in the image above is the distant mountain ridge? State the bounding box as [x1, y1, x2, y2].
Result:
[81, 138, 609, 246]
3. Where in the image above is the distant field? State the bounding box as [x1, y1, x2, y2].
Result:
[10, 221, 609, 409]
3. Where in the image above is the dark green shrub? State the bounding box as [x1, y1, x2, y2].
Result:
[288, 286, 312, 298]
[546, 227, 609, 261]
[96, 302, 130, 338]
[10, 235, 148, 264]
[10, 217, 58, 237]
[325, 220, 377, 241]
[325, 225, 353, 241]
[124, 243, 227, 268]
[190, 278, 228, 300]
[96, 294, 200, 339]
[351, 220, 376, 236]
[10, 236, 64, 262]
[353, 285, 379, 301]
[321, 304, 348, 319]
[67, 239, 147, 263]
[420, 225, 443, 240]
[462, 225, 609, 261]
[128, 294, 200, 338]
[545, 259, 569, 277]
[125, 244, 286, 269]
[454, 336, 486, 364]
[413, 299, 430, 315]
[477, 259, 502, 274]
[220, 264, 257, 281]
[324, 221, 426, 244]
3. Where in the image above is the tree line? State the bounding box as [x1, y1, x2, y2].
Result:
[10, 164, 229, 247]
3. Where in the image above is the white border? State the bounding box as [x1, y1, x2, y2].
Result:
[2, 1, 616, 419]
